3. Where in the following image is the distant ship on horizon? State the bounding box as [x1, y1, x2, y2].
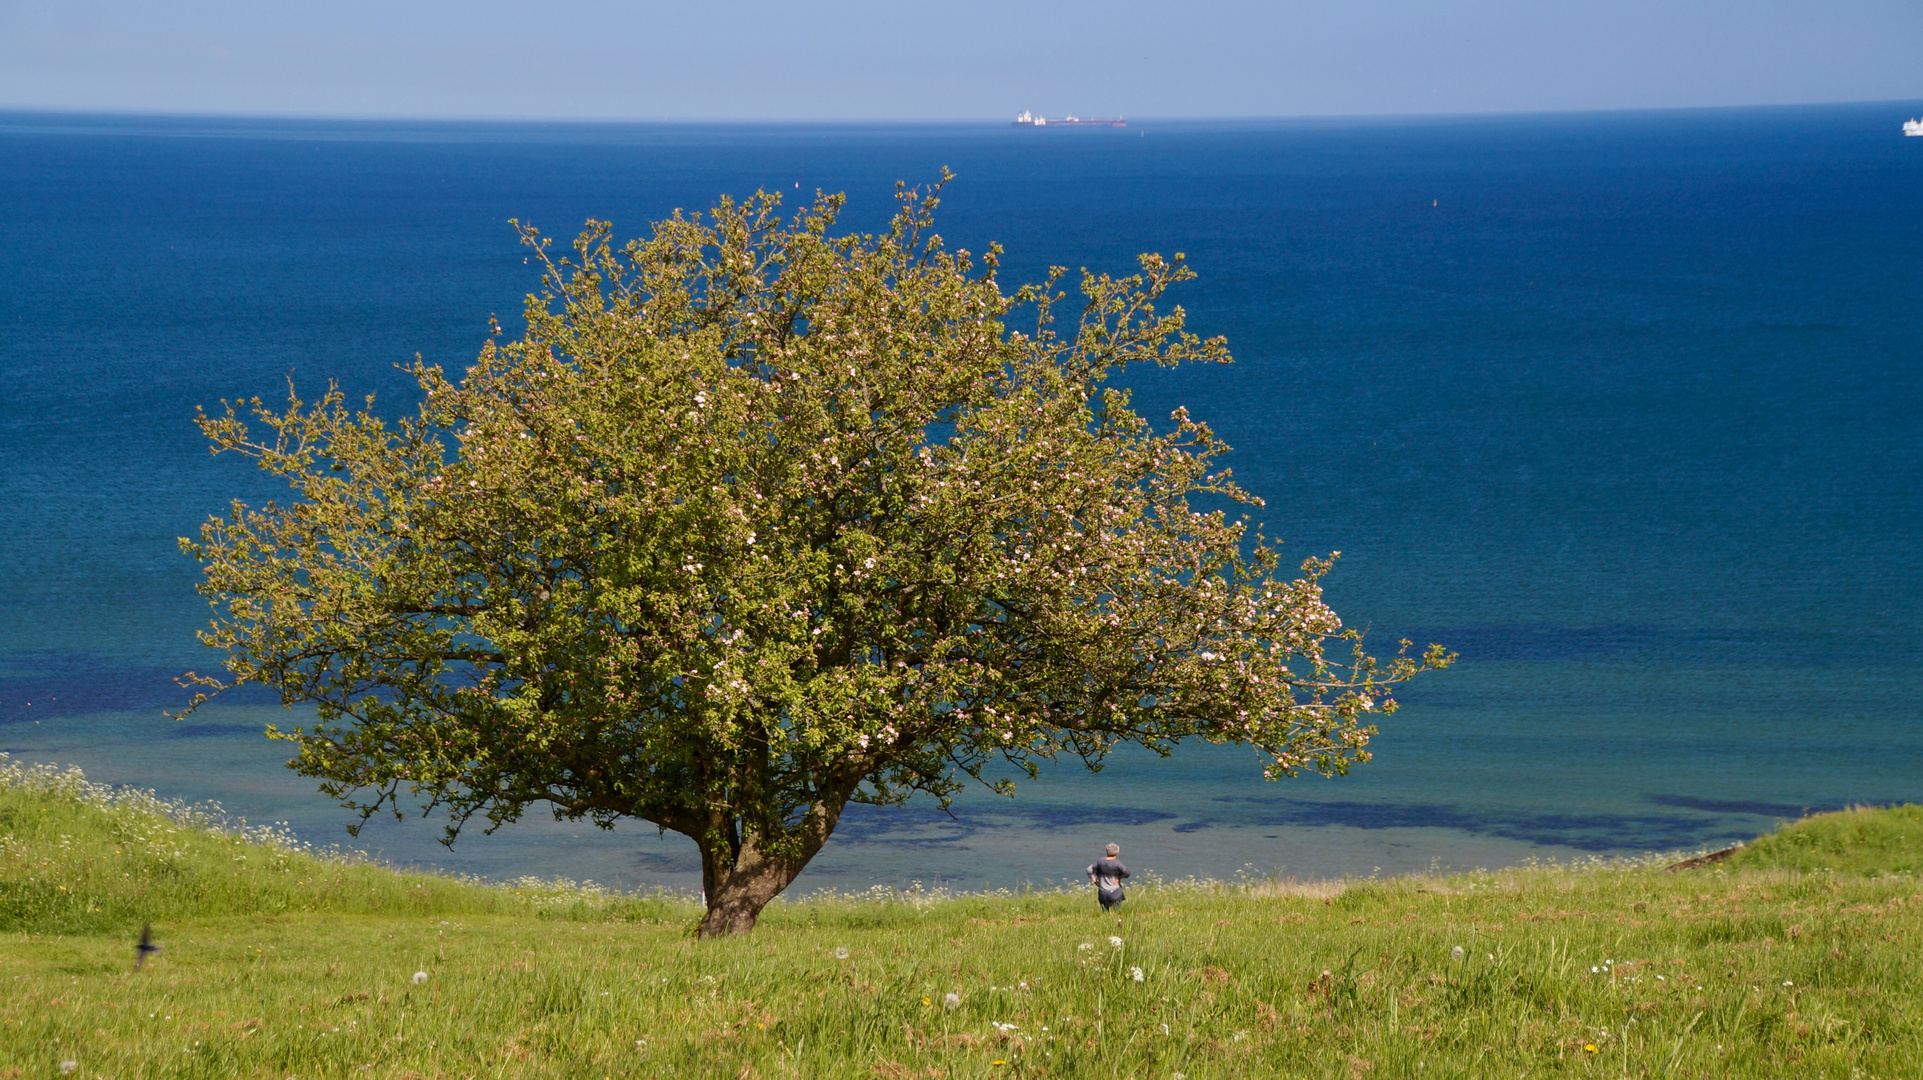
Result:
[1905, 118, 1923, 136]
[1013, 110, 1126, 128]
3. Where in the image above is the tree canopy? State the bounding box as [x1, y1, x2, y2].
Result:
[181, 177, 1451, 935]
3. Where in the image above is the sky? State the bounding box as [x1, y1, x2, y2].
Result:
[0, 0, 1918, 121]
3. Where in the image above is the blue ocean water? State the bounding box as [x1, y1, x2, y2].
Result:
[1, 104, 1919, 891]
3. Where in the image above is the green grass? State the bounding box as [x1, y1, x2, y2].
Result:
[1724, 803, 1923, 876]
[0, 758, 668, 933]
[4, 756, 1922, 1079]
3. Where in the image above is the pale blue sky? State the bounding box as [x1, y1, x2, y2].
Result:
[0, 0, 1917, 121]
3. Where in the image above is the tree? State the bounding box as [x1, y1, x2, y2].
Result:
[180, 177, 1452, 936]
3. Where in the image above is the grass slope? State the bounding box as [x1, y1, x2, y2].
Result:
[3, 757, 1920, 1079]
[1724, 803, 1923, 876]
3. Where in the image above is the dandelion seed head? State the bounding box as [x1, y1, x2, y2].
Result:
[413, 971, 429, 985]
[59, 1063, 77, 1076]
[943, 992, 960, 1010]
[834, 946, 849, 960]
[1451, 946, 1464, 961]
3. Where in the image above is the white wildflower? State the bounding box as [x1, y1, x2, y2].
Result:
[1108, 936, 1123, 949]
[1130, 966, 1144, 982]
[1077, 942, 1093, 952]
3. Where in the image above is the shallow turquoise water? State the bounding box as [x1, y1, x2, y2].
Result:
[1, 104, 1918, 891]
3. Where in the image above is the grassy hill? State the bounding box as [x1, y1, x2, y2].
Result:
[1723, 803, 1923, 876]
[3, 755, 1920, 1079]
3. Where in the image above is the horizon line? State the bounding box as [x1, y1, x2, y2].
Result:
[3, 97, 1919, 130]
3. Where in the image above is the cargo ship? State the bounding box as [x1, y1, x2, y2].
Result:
[1013, 110, 1126, 128]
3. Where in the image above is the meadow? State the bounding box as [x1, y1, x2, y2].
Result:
[3, 755, 1920, 1079]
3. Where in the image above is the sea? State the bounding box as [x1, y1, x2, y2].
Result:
[1, 103, 1919, 894]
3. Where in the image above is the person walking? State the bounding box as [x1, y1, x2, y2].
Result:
[1087, 842, 1130, 914]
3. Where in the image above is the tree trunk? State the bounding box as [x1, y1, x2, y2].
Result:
[699, 864, 783, 936]
[693, 796, 851, 937]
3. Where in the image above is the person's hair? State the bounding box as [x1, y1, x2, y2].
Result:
[1105, 842, 1120, 856]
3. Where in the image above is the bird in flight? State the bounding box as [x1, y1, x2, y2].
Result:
[135, 924, 162, 970]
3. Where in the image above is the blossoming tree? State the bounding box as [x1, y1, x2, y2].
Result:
[181, 177, 1452, 936]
